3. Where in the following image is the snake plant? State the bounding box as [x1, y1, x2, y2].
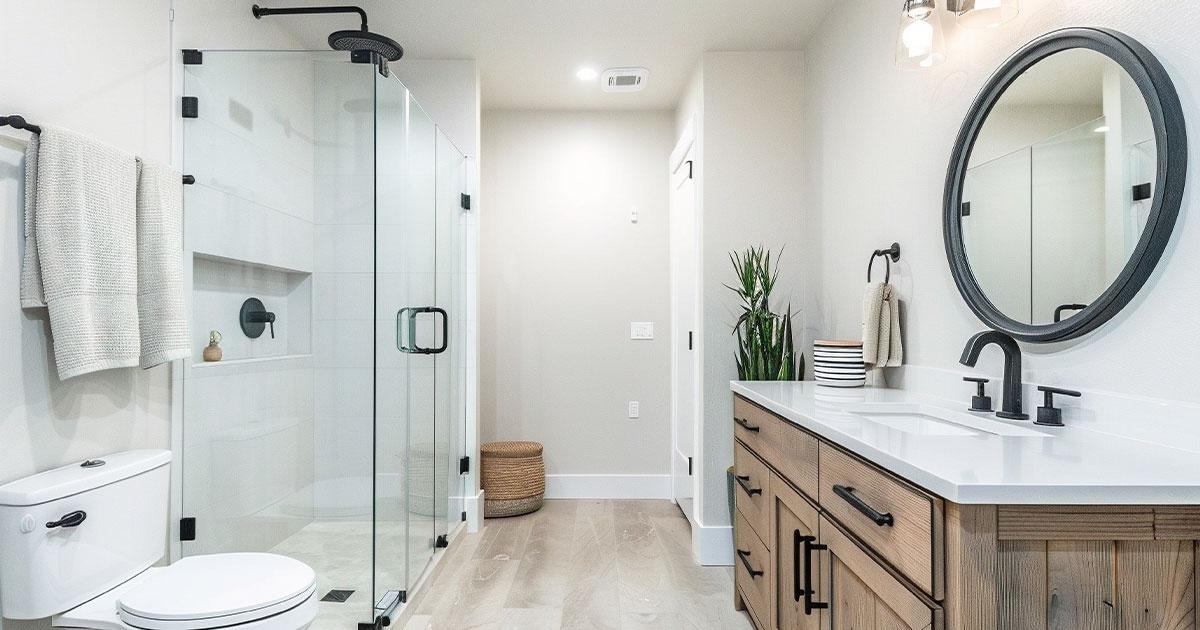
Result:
[726, 245, 804, 381]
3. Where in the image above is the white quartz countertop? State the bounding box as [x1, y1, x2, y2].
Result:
[731, 381, 1200, 505]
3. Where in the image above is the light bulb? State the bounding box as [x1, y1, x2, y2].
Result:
[902, 19, 934, 58]
[576, 68, 598, 81]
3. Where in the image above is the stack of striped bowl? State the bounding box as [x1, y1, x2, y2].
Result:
[813, 340, 866, 388]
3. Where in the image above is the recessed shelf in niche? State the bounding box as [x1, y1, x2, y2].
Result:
[192, 253, 311, 365]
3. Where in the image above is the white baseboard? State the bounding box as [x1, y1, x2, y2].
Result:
[465, 489, 484, 533]
[691, 519, 733, 566]
[544, 474, 671, 499]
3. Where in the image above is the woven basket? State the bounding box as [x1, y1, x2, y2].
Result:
[481, 441, 545, 518]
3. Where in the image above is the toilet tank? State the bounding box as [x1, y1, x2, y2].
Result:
[0, 450, 171, 619]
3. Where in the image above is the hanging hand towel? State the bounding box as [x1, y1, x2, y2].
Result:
[861, 282, 904, 368]
[136, 158, 192, 368]
[20, 125, 141, 379]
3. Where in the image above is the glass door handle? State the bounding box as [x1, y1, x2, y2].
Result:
[397, 307, 449, 355]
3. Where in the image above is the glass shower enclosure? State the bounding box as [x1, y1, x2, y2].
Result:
[178, 50, 470, 629]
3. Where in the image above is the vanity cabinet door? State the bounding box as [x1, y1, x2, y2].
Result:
[817, 515, 943, 630]
[773, 474, 820, 630]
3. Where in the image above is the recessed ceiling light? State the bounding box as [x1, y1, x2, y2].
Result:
[576, 68, 598, 81]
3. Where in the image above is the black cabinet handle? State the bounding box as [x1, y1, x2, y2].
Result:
[734, 474, 762, 497]
[46, 510, 87, 528]
[802, 535, 828, 615]
[734, 417, 760, 432]
[833, 484, 893, 526]
[736, 549, 763, 578]
[793, 530, 804, 602]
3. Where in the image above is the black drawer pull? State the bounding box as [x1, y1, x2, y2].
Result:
[734, 417, 760, 432]
[802, 535, 828, 615]
[736, 549, 764, 578]
[833, 484, 894, 527]
[735, 474, 762, 497]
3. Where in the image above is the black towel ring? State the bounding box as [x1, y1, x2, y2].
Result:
[867, 242, 901, 284]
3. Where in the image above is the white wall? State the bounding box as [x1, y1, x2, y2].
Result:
[803, 0, 1200, 401]
[479, 110, 674, 496]
[674, 52, 808, 533]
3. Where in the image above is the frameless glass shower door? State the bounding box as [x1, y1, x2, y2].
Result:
[180, 49, 471, 630]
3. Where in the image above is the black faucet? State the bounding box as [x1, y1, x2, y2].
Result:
[959, 330, 1028, 420]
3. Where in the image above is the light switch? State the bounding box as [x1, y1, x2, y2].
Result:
[630, 322, 654, 340]
[628, 401, 640, 418]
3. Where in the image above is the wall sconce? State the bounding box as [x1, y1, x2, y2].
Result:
[897, 0, 1020, 70]
[895, 0, 946, 70]
[950, 0, 1019, 28]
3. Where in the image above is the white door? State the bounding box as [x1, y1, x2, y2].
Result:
[669, 130, 698, 522]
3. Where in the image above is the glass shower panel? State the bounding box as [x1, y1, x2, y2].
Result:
[435, 129, 468, 539]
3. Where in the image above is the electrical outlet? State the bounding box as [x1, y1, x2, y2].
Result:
[628, 401, 640, 418]
[630, 322, 654, 340]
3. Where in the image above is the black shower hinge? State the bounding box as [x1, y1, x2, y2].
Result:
[461, 511, 467, 522]
[960, 201, 972, 217]
[179, 517, 196, 541]
[182, 49, 203, 65]
[460, 193, 471, 210]
[459, 456, 470, 475]
[182, 96, 199, 119]
[435, 535, 449, 548]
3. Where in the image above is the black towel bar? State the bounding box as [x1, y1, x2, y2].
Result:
[5, 114, 195, 185]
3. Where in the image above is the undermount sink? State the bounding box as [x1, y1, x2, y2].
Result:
[840, 403, 1051, 438]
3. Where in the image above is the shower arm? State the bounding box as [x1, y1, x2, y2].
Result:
[251, 5, 369, 31]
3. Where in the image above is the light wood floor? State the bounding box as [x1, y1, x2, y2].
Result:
[402, 499, 756, 630]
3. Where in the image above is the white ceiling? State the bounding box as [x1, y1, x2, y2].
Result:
[264, 0, 836, 110]
[1000, 49, 1111, 107]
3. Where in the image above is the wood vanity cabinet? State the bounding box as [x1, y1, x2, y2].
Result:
[732, 394, 1200, 630]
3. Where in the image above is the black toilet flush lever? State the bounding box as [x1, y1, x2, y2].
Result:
[963, 376, 992, 412]
[239, 298, 277, 339]
[1035, 386, 1081, 427]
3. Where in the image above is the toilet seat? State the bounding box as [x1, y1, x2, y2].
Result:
[53, 553, 317, 630]
[118, 553, 316, 630]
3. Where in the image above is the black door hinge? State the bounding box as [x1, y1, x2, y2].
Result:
[688, 331, 693, 350]
[180, 517, 196, 541]
[182, 96, 198, 119]
[435, 534, 449, 548]
[688, 457, 693, 476]
[461, 510, 467, 522]
[459, 456, 470, 475]
[182, 49, 203, 65]
[460, 193, 471, 210]
[686, 160, 693, 179]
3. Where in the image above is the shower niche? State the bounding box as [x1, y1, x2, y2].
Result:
[179, 50, 472, 629]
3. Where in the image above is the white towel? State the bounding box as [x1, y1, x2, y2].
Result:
[20, 125, 141, 380]
[136, 158, 191, 368]
[862, 282, 903, 368]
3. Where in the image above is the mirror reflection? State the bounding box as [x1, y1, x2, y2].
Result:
[962, 48, 1157, 325]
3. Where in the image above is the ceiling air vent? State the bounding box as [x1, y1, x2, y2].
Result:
[600, 68, 649, 93]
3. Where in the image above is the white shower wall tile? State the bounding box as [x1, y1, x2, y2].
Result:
[314, 173, 374, 225]
[313, 272, 373, 322]
[315, 320, 374, 369]
[185, 184, 314, 273]
[314, 367, 374, 419]
[314, 224, 375, 273]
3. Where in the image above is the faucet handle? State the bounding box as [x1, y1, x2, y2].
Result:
[963, 376, 992, 412]
[1034, 386, 1081, 427]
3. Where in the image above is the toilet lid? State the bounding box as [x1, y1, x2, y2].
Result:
[118, 553, 316, 630]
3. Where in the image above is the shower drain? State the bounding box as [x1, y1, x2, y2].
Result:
[320, 590, 355, 603]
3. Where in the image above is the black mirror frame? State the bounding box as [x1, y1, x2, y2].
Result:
[943, 27, 1187, 343]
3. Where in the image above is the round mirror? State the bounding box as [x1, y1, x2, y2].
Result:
[944, 28, 1186, 342]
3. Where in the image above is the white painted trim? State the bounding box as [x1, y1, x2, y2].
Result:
[465, 489, 484, 532]
[691, 517, 733, 566]
[544, 474, 671, 499]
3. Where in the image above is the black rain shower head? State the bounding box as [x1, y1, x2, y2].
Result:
[251, 4, 404, 61]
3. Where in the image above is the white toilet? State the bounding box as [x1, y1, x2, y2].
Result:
[0, 450, 318, 630]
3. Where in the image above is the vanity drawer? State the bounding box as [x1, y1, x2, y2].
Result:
[735, 509, 772, 630]
[773, 420, 819, 501]
[734, 396, 780, 458]
[734, 441, 771, 546]
[818, 442, 944, 599]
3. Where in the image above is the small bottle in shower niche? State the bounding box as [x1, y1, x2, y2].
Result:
[203, 330, 223, 362]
